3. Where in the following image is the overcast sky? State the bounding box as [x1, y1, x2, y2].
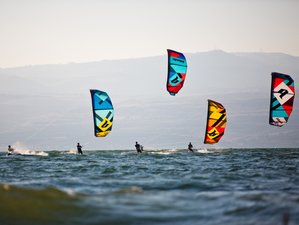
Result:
[0, 0, 299, 68]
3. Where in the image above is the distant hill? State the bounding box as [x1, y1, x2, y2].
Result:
[0, 51, 298, 150]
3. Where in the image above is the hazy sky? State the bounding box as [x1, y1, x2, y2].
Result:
[0, 0, 298, 68]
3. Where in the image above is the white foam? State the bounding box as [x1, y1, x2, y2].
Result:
[7, 142, 48, 156]
[195, 148, 225, 153]
[146, 148, 180, 155]
[10, 149, 48, 156]
[195, 148, 210, 153]
[61, 149, 78, 155]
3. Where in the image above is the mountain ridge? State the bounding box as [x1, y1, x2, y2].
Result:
[0, 50, 298, 150]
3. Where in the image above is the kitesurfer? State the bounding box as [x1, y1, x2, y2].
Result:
[7, 145, 14, 154]
[135, 141, 142, 153]
[77, 143, 83, 154]
[188, 142, 193, 152]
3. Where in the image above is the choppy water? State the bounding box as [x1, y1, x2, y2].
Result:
[0, 148, 299, 225]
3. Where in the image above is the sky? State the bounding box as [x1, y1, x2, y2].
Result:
[0, 0, 299, 68]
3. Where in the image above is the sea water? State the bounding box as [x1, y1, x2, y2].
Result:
[0, 148, 298, 225]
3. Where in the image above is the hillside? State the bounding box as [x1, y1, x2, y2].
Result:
[0, 51, 298, 150]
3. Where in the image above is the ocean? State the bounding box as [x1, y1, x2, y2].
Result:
[0, 148, 298, 225]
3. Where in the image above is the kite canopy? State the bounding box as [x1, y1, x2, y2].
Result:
[166, 49, 187, 96]
[90, 89, 114, 137]
[269, 72, 295, 127]
[204, 99, 227, 144]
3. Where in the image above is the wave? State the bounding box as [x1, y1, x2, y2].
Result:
[114, 186, 143, 194]
[0, 183, 84, 225]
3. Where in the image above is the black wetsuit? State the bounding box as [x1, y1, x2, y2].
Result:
[188, 143, 193, 152]
[77, 144, 83, 154]
[135, 143, 142, 153]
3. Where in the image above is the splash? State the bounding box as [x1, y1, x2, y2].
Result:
[195, 148, 210, 153]
[146, 148, 180, 155]
[195, 148, 225, 153]
[7, 142, 48, 156]
[61, 149, 78, 155]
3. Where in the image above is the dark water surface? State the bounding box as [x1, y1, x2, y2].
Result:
[0, 148, 299, 225]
